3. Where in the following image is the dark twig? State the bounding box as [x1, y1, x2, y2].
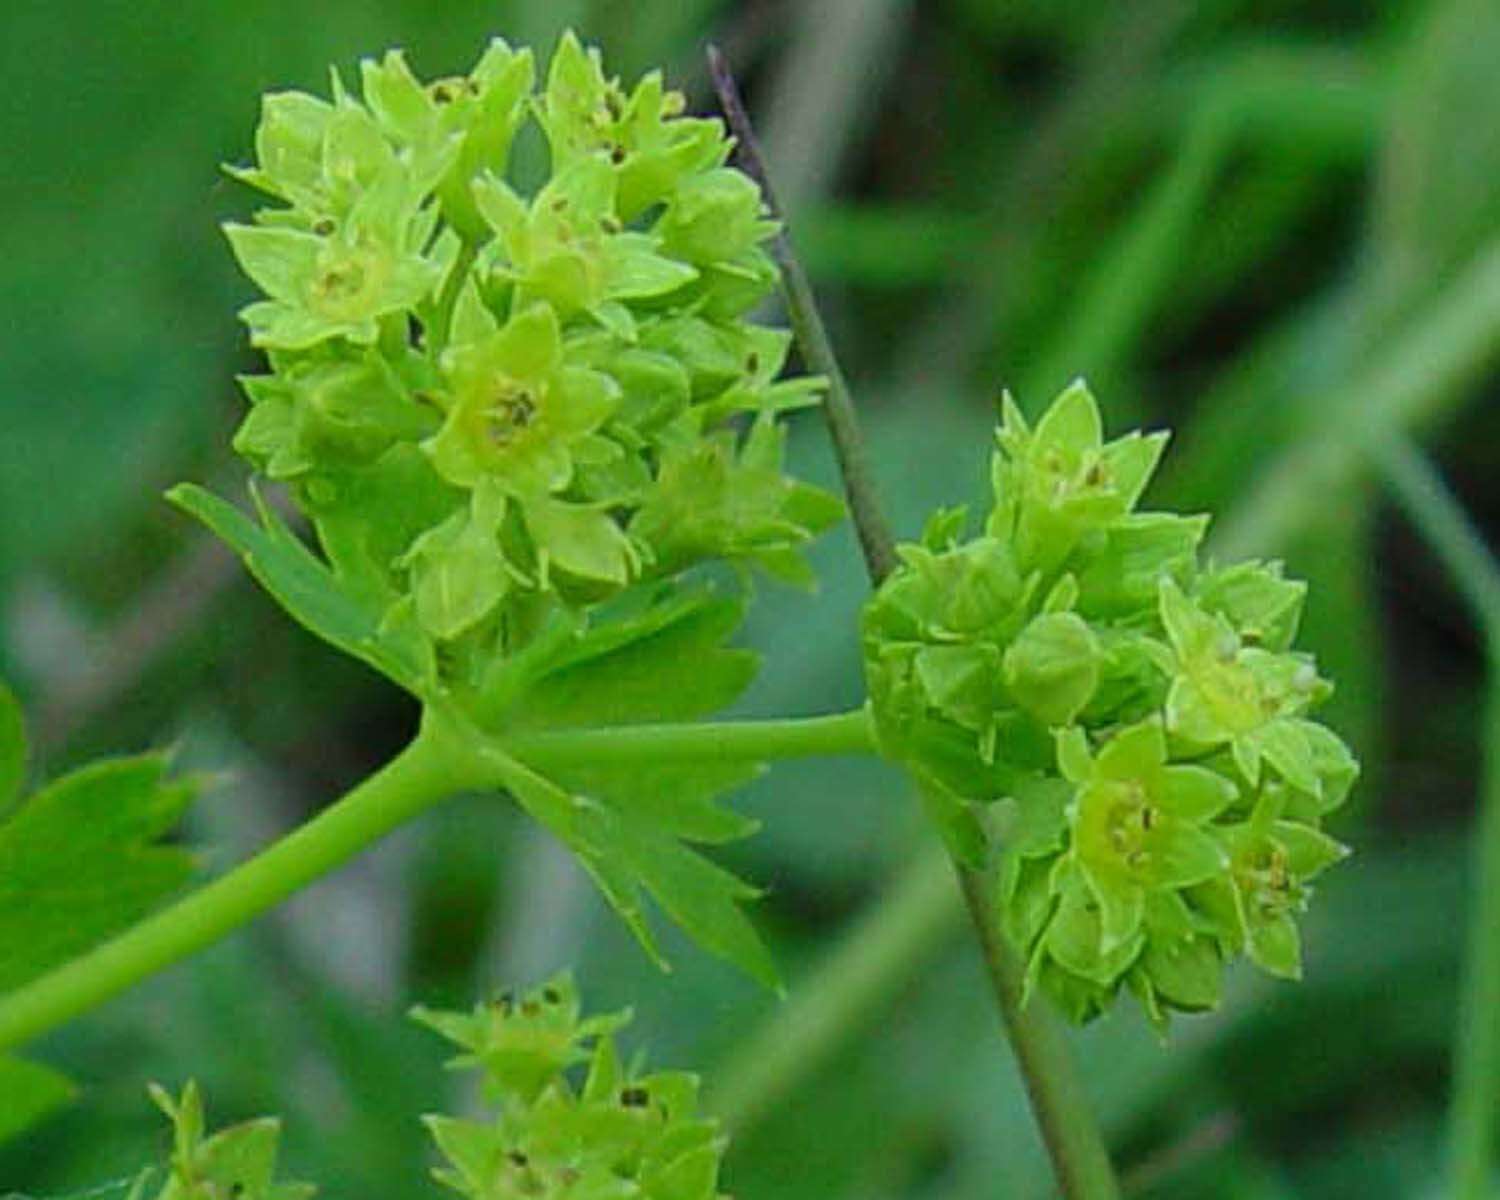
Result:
[707, 43, 899, 586]
[707, 44, 1120, 1199]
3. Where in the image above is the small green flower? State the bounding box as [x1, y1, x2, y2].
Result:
[656, 168, 778, 267]
[1128, 891, 1225, 1026]
[225, 175, 441, 349]
[424, 302, 619, 496]
[360, 41, 536, 241]
[233, 349, 435, 477]
[412, 973, 627, 1106]
[1159, 577, 1331, 790]
[415, 975, 728, 1200]
[630, 416, 843, 586]
[399, 481, 515, 641]
[1193, 795, 1349, 980]
[538, 31, 730, 221]
[132, 1082, 314, 1200]
[1193, 559, 1307, 652]
[1057, 719, 1237, 952]
[988, 381, 1168, 578]
[471, 157, 698, 331]
[867, 536, 1032, 645]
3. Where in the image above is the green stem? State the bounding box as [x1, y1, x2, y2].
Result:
[1371, 435, 1500, 1198]
[0, 711, 482, 1055]
[1453, 662, 1500, 1200]
[707, 45, 899, 583]
[429, 238, 480, 356]
[1372, 436, 1500, 629]
[709, 49, 1120, 1198]
[504, 708, 876, 770]
[955, 866, 1122, 1200]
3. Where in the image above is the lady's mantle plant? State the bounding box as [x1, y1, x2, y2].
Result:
[0, 30, 1358, 1199]
[177, 32, 844, 986]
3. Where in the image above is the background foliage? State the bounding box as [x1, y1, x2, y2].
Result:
[1, 0, 1497, 1196]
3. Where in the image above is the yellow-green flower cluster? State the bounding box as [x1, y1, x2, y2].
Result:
[127, 978, 725, 1200]
[862, 382, 1355, 1029]
[413, 975, 728, 1199]
[224, 34, 840, 668]
[127, 1082, 313, 1200]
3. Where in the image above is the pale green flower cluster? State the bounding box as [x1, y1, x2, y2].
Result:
[129, 978, 724, 1200]
[862, 383, 1356, 1028]
[224, 33, 840, 672]
[413, 975, 726, 1199]
[127, 1082, 313, 1200]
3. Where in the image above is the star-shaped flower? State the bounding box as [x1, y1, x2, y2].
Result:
[1159, 577, 1331, 791]
[225, 169, 442, 350]
[988, 381, 1169, 577]
[1058, 718, 1237, 952]
[472, 157, 699, 334]
[424, 301, 618, 496]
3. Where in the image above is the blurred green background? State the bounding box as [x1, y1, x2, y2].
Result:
[3, 0, 1499, 1196]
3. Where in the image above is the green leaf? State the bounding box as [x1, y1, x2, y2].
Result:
[0, 753, 197, 994]
[0, 1055, 73, 1145]
[0, 680, 24, 812]
[479, 746, 776, 988]
[168, 483, 431, 697]
[546, 760, 763, 845]
[513, 591, 757, 729]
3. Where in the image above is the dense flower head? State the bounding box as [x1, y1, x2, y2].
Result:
[862, 381, 1355, 1029]
[223, 33, 840, 700]
[129, 978, 726, 1200]
[414, 975, 728, 1200]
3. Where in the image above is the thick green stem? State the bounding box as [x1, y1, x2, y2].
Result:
[504, 708, 876, 770]
[955, 866, 1122, 1200]
[428, 238, 480, 355]
[0, 707, 881, 1056]
[0, 711, 483, 1055]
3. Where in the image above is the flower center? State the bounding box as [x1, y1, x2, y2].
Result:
[487, 387, 537, 445]
[309, 244, 386, 321]
[1240, 844, 1295, 919]
[1105, 782, 1155, 870]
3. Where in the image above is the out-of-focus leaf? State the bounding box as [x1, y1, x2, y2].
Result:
[799, 205, 985, 288]
[512, 591, 758, 729]
[1372, 0, 1500, 317]
[0, 753, 197, 995]
[0, 680, 23, 811]
[1286, 481, 1384, 809]
[0, 1055, 73, 1145]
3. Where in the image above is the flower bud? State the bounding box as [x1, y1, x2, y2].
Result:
[1003, 612, 1101, 727]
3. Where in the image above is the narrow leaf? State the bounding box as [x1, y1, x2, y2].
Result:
[168, 483, 431, 696]
[479, 746, 775, 986]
